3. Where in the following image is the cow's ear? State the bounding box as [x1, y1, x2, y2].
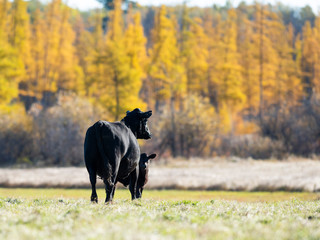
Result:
[126, 109, 139, 118]
[148, 153, 157, 159]
[141, 110, 152, 119]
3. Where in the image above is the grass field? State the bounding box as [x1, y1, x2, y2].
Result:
[0, 189, 320, 239]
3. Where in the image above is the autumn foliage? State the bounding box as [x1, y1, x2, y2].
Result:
[0, 0, 319, 165]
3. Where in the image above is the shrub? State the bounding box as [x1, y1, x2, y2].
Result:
[0, 106, 34, 166]
[31, 92, 102, 166]
[147, 95, 218, 158]
[219, 135, 286, 159]
[258, 94, 320, 156]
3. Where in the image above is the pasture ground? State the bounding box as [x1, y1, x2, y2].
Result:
[0, 189, 320, 239]
[1, 159, 320, 191]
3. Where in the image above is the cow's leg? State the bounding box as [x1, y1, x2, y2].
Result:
[129, 166, 139, 200]
[104, 161, 120, 204]
[104, 179, 114, 204]
[89, 172, 98, 203]
[136, 187, 142, 199]
[84, 126, 99, 203]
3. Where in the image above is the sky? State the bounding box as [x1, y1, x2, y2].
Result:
[61, 0, 320, 12]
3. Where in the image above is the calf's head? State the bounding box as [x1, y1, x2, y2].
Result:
[138, 153, 157, 186]
[122, 108, 152, 139]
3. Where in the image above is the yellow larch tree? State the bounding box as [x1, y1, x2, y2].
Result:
[204, 12, 221, 111]
[313, 16, 320, 95]
[98, 0, 145, 120]
[148, 5, 186, 111]
[55, 5, 83, 92]
[0, 0, 23, 111]
[299, 17, 320, 98]
[74, 13, 92, 96]
[276, 23, 303, 105]
[85, 10, 105, 98]
[29, 7, 45, 98]
[123, 12, 147, 108]
[0, 40, 23, 111]
[0, 0, 9, 40]
[210, 9, 245, 133]
[238, 15, 259, 116]
[148, 5, 186, 156]
[265, 12, 302, 107]
[300, 21, 315, 99]
[253, 4, 279, 121]
[40, 0, 82, 95]
[304, 16, 320, 96]
[183, 17, 208, 95]
[9, 0, 32, 97]
[43, 0, 62, 92]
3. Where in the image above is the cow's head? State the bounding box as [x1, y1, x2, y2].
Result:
[122, 108, 152, 139]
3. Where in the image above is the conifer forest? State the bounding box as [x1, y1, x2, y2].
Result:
[0, 0, 320, 166]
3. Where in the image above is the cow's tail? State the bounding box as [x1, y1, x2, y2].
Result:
[94, 121, 113, 186]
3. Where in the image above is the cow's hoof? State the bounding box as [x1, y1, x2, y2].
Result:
[105, 201, 113, 205]
[91, 197, 98, 203]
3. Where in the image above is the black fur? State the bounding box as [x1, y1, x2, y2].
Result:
[117, 153, 156, 197]
[84, 108, 152, 203]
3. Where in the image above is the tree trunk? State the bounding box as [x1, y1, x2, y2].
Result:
[114, 71, 120, 120]
[258, 3, 264, 125]
[170, 96, 177, 157]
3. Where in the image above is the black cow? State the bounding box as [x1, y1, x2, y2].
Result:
[84, 108, 152, 203]
[117, 153, 157, 197]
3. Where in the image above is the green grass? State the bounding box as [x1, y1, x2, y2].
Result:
[0, 188, 319, 201]
[0, 189, 319, 239]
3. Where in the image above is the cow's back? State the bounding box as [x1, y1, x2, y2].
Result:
[84, 120, 140, 181]
[96, 120, 137, 158]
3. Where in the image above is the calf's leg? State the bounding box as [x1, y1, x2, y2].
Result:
[138, 187, 144, 198]
[136, 187, 142, 199]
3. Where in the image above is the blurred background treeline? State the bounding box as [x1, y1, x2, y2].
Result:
[0, 0, 320, 166]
